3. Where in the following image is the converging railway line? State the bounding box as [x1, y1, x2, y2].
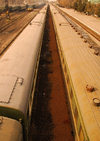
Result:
[0, 3, 100, 141]
[0, 12, 29, 33]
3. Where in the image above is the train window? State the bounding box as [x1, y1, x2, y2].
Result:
[60, 50, 62, 59]
[30, 74, 36, 101]
[78, 125, 81, 136]
[77, 118, 81, 134]
[70, 89, 73, 99]
[62, 57, 64, 64]
[29, 100, 32, 118]
[27, 101, 32, 125]
[68, 82, 72, 95]
[64, 66, 67, 73]
[65, 66, 68, 79]
[67, 75, 69, 83]
[75, 134, 77, 141]
[79, 126, 84, 141]
[74, 108, 78, 123]
[60, 49, 62, 56]
[27, 105, 29, 120]
[72, 97, 76, 112]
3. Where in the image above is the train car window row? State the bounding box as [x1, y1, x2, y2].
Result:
[54, 22, 88, 141]
[79, 126, 84, 141]
[63, 63, 88, 141]
[74, 107, 78, 124]
[77, 117, 81, 135]
[70, 89, 73, 99]
[27, 55, 40, 125]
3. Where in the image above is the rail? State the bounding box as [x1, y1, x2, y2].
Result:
[54, 4, 100, 42]
[0, 12, 29, 33]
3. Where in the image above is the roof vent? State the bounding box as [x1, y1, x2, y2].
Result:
[94, 50, 99, 55]
[93, 98, 100, 106]
[17, 77, 24, 85]
[59, 23, 68, 26]
[86, 84, 95, 92]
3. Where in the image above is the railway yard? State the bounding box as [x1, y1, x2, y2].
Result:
[0, 2, 100, 141]
[0, 10, 39, 55]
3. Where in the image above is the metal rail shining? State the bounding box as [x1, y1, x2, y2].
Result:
[54, 4, 100, 42]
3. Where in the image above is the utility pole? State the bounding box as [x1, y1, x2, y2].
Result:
[5, 0, 10, 19]
[5, 0, 8, 10]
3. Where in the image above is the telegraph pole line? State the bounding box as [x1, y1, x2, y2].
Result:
[5, 0, 8, 10]
[5, 0, 10, 19]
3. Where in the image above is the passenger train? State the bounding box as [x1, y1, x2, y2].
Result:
[0, 2, 46, 13]
[0, 5, 26, 13]
[0, 5, 47, 141]
[50, 4, 100, 141]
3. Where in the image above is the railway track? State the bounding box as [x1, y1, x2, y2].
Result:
[52, 4, 100, 55]
[54, 4, 100, 42]
[0, 10, 39, 55]
[0, 12, 29, 33]
[0, 12, 16, 24]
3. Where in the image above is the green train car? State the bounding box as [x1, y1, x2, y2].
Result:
[0, 5, 47, 141]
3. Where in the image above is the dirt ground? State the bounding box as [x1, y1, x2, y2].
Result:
[29, 8, 74, 141]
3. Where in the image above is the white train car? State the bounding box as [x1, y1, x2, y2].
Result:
[50, 4, 100, 141]
[0, 5, 48, 141]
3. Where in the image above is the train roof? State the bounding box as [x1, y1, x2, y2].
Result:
[50, 5, 100, 140]
[0, 116, 23, 141]
[0, 6, 47, 114]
